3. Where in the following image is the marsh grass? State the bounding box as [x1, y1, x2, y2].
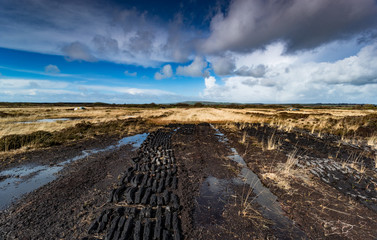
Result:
[345, 151, 370, 174]
[240, 131, 248, 144]
[367, 135, 377, 150]
[0, 118, 154, 152]
[266, 131, 281, 150]
[283, 149, 298, 174]
[1, 105, 376, 153]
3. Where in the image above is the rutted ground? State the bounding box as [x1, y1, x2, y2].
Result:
[0, 122, 376, 239]
[222, 123, 377, 239]
[84, 127, 181, 239]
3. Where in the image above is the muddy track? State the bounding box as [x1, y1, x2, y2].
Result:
[85, 128, 182, 240]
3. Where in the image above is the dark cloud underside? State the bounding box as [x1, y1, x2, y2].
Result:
[202, 0, 377, 54]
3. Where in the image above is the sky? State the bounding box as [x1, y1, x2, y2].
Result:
[1, 0, 377, 104]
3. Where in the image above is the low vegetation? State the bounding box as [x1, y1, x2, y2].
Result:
[0, 103, 376, 153]
[0, 118, 153, 151]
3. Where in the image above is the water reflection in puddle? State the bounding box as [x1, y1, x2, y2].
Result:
[201, 125, 306, 237]
[17, 118, 73, 124]
[196, 176, 233, 225]
[0, 133, 148, 210]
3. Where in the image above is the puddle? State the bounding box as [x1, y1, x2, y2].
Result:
[208, 125, 306, 237]
[195, 176, 234, 225]
[0, 164, 63, 210]
[0, 133, 148, 210]
[211, 125, 229, 143]
[229, 148, 246, 165]
[17, 118, 73, 124]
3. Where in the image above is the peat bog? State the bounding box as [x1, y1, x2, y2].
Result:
[0, 105, 376, 239]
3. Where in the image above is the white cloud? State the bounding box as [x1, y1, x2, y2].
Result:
[234, 42, 298, 68]
[124, 70, 137, 77]
[205, 76, 217, 89]
[82, 85, 174, 96]
[202, 42, 377, 103]
[154, 64, 173, 80]
[235, 65, 267, 77]
[44, 64, 60, 74]
[0, 77, 179, 103]
[0, 65, 79, 79]
[0, 78, 69, 89]
[295, 42, 377, 86]
[176, 57, 208, 77]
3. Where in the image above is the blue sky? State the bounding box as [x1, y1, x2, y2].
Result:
[1, 0, 377, 103]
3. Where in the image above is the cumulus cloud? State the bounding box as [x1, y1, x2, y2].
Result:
[154, 64, 173, 80]
[211, 56, 235, 76]
[202, 0, 377, 54]
[241, 79, 258, 87]
[176, 57, 208, 77]
[205, 76, 217, 89]
[44, 64, 60, 74]
[1, 0, 376, 69]
[235, 65, 267, 78]
[310, 43, 377, 85]
[1, 0, 377, 104]
[124, 70, 137, 77]
[161, 14, 197, 62]
[62, 42, 97, 62]
[202, 42, 377, 103]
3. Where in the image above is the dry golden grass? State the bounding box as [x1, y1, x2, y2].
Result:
[0, 106, 171, 137]
[266, 131, 281, 150]
[1, 106, 376, 141]
[155, 108, 252, 123]
[283, 149, 298, 174]
[240, 131, 247, 144]
[262, 172, 292, 190]
[367, 135, 377, 150]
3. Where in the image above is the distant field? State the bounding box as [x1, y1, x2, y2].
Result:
[1, 105, 376, 148]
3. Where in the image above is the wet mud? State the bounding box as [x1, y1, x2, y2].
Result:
[85, 128, 182, 240]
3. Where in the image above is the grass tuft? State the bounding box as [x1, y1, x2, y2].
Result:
[283, 149, 298, 174]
